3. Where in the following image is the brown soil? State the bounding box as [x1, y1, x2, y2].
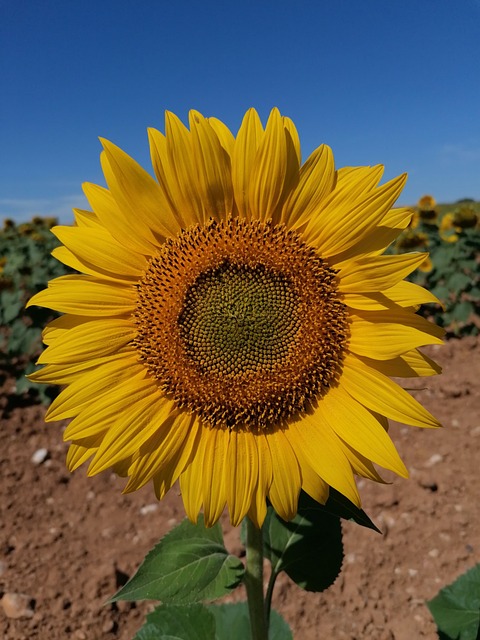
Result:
[1, 338, 479, 640]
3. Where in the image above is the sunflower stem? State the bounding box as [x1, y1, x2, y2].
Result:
[245, 517, 268, 640]
[264, 568, 278, 627]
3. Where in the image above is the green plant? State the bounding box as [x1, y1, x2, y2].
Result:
[0, 217, 71, 403]
[390, 203, 480, 337]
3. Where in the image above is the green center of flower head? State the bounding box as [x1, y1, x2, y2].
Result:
[133, 218, 349, 430]
[179, 263, 299, 376]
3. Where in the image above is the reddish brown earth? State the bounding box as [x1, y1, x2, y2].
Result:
[1, 337, 479, 640]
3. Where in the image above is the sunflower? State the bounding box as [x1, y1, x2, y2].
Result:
[28, 108, 443, 528]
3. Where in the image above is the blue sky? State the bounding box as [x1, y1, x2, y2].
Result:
[1, 0, 479, 223]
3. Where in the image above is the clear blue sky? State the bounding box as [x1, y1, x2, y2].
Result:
[1, 0, 479, 223]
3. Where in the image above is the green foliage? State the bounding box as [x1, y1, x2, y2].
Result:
[390, 201, 480, 337]
[0, 217, 71, 403]
[208, 603, 292, 640]
[112, 516, 244, 604]
[263, 492, 344, 592]
[262, 489, 378, 595]
[134, 603, 292, 640]
[427, 563, 480, 640]
[133, 604, 216, 640]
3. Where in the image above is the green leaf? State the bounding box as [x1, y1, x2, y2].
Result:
[427, 563, 480, 640]
[134, 603, 216, 640]
[208, 602, 293, 640]
[263, 492, 344, 592]
[0, 289, 23, 323]
[112, 516, 244, 603]
[447, 272, 473, 292]
[451, 301, 474, 323]
[321, 488, 381, 532]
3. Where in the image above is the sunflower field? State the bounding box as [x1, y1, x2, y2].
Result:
[389, 196, 480, 337]
[1, 195, 479, 406]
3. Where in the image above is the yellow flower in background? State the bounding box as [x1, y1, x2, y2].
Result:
[418, 256, 434, 272]
[418, 194, 436, 211]
[408, 211, 420, 230]
[28, 108, 443, 528]
[439, 213, 459, 243]
[417, 194, 438, 224]
[453, 206, 478, 229]
[395, 230, 429, 251]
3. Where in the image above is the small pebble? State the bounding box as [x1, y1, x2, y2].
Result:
[428, 548, 439, 558]
[408, 568, 418, 577]
[470, 426, 480, 437]
[139, 503, 158, 516]
[1, 592, 35, 619]
[425, 453, 443, 467]
[102, 618, 115, 633]
[31, 448, 49, 465]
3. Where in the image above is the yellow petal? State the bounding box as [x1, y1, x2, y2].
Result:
[344, 281, 441, 311]
[281, 144, 335, 229]
[72, 209, 101, 228]
[164, 111, 205, 225]
[88, 395, 177, 476]
[66, 435, 103, 471]
[307, 173, 407, 257]
[189, 110, 233, 221]
[152, 416, 202, 501]
[38, 318, 135, 365]
[319, 386, 408, 477]
[265, 429, 301, 521]
[83, 181, 156, 255]
[247, 434, 273, 528]
[232, 108, 264, 220]
[63, 372, 155, 440]
[46, 354, 142, 421]
[208, 117, 235, 156]
[121, 412, 195, 493]
[52, 225, 147, 278]
[282, 116, 301, 165]
[27, 275, 136, 316]
[226, 429, 259, 526]
[248, 108, 298, 223]
[336, 440, 388, 483]
[288, 414, 361, 506]
[329, 207, 413, 263]
[28, 352, 132, 385]
[201, 427, 228, 526]
[100, 139, 181, 238]
[179, 456, 204, 524]
[341, 354, 441, 428]
[338, 252, 429, 293]
[357, 349, 442, 377]
[349, 309, 444, 360]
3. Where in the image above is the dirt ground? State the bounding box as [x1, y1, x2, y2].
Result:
[1, 337, 479, 640]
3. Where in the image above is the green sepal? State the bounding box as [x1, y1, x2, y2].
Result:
[111, 516, 244, 604]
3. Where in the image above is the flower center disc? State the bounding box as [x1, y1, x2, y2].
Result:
[133, 219, 348, 430]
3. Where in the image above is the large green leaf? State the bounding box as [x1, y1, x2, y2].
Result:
[112, 516, 244, 603]
[208, 602, 292, 640]
[427, 563, 480, 640]
[134, 604, 216, 640]
[263, 492, 344, 592]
